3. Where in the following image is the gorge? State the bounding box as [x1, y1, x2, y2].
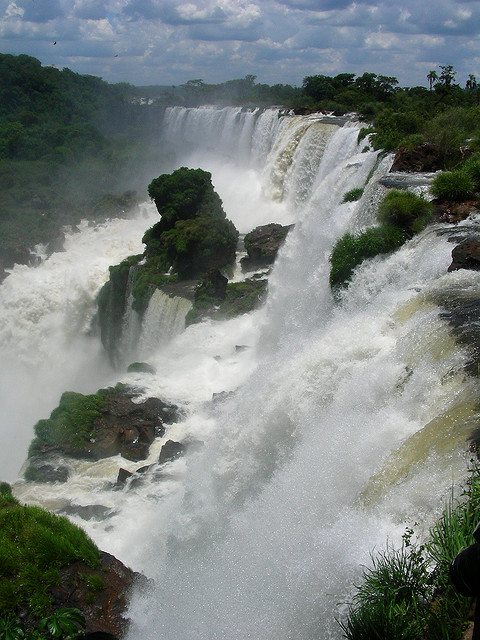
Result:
[1, 106, 479, 639]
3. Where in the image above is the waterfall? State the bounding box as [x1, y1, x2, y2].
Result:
[3, 108, 479, 639]
[138, 289, 192, 359]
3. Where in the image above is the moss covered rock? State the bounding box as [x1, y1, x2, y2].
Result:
[27, 387, 169, 462]
[241, 223, 293, 271]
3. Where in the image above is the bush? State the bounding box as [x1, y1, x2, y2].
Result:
[0, 497, 99, 618]
[342, 188, 364, 203]
[430, 169, 476, 202]
[340, 465, 480, 640]
[377, 189, 432, 234]
[462, 153, 480, 190]
[329, 225, 405, 288]
[29, 391, 105, 457]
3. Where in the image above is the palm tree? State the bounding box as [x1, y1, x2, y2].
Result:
[466, 74, 477, 90]
[427, 70, 438, 90]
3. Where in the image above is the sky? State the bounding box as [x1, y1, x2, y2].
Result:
[0, 0, 479, 89]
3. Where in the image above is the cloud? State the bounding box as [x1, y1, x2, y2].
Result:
[0, 0, 479, 88]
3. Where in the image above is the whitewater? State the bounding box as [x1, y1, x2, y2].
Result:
[2, 106, 480, 639]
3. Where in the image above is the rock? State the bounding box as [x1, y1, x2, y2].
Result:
[29, 390, 174, 464]
[390, 143, 443, 173]
[24, 458, 71, 483]
[241, 223, 293, 271]
[116, 468, 133, 485]
[448, 239, 480, 272]
[434, 201, 479, 225]
[60, 504, 116, 521]
[127, 362, 157, 374]
[47, 551, 148, 639]
[158, 440, 185, 465]
[45, 232, 66, 256]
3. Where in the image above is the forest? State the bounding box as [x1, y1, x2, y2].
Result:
[1, 52, 479, 277]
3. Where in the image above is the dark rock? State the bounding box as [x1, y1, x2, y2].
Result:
[30, 390, 171, 464]
[24, 458, 71, 483]
[116, 468, 133, 485]
[390, 143, 443, 173]
[434, 201, 479, 225]
[235, 344, 250, 352]
[60, 504, 116, 521]
[45, 232, 66, 256]
[448, 239, 480, 272]
[158, 440, 185, 465]
[47, 551, 148, 639]
[241, 223, 293, 271]
[127, 362, 157, 374]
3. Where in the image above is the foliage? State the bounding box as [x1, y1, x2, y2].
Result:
[0, 53, 164, 269]
[186, 278, 267, 325]
[430, 170, 476, 202]
[29, 392, 105, 458]
[329, 225, 405, 288]
[0, 496, 99, 619]
[340, 465, 480, 640]
[377, 189, 433, 235]
[342, 188, 364, 203]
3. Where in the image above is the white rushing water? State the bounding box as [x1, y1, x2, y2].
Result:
[4, 107, 480, 639]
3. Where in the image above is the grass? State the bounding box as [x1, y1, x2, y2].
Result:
[330, 189, 432, 289]
[342, 188, 364, 203]
[0, 485, 99, 619]
[339, 465, 480, 640]
[430, 170, 477, 202]
[28, 391, 105, 458]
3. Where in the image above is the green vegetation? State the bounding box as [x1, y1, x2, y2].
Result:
[340, 465, 480, 639]
[144, 167, 238, 280]
[378, 189, 433, 234]
[0, 608, 85, 640]
[0, 485, 99, 620]
[98, 166, 239, 349]
[430, 153, 480, 202]
[186, 277, 267, 325]
[330, 190, 432, 289]
[0, 53, 164, 270]
[28, 392, 105, 458]
[329, 226, 405, 288]
[342, 188, 364, 203]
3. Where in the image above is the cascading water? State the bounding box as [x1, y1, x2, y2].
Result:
[3, 107, 480, 639]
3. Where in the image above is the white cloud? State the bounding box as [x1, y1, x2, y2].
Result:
[4, 1, 23, 18]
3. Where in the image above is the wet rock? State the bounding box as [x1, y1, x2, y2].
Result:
[46, 232, 66, 256]
[116, 468, 133, 485]
[390, 143, 443, 173]
[60, 504, 116, 521]
[158, 440, 185, 465]
[448, 239, 480, 272]
[241, 223, 293, 271]
[435, 201, 479, 225]
[24, 457, 71, 483]
[47, 551, 148, 639]
[127, 362, 157, 374]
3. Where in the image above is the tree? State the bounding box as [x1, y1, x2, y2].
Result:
[466, 74, 477, 91]
[302, 75, 335, 101]
[439, 64, 456, 87]
[427, 70, 438, 90]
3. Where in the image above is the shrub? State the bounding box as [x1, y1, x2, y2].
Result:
[0, 498, 99, 618]
[377, 189, 432, 235]
[329, 225, 405, 288]
[342, 188, 364, 203]
[430, 169, 476, 202]
[462, 153, 480, 190]
[339, 465, 480, 640]
[29, 391, 105, 457]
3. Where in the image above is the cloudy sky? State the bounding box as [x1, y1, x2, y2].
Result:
[0, 0, 479, 88]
